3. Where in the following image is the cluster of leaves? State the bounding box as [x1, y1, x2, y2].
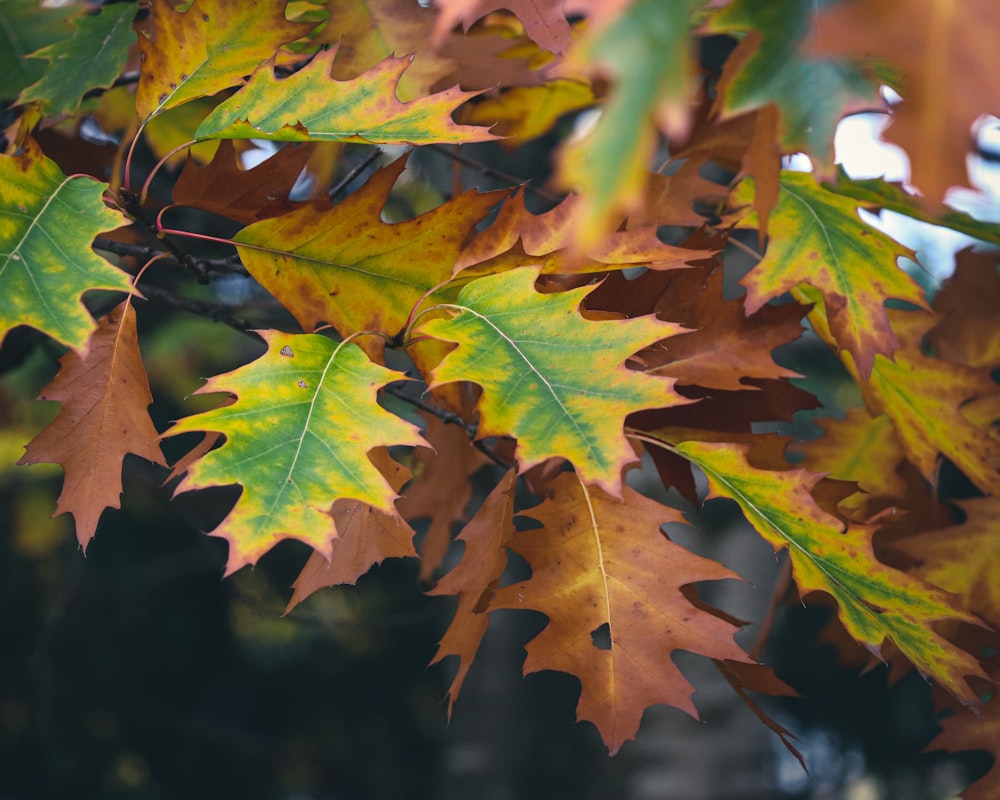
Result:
[2, 0, 999, 788]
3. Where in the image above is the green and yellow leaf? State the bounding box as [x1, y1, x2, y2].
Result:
[195, 47, 497, 145]
[416, 268, 687, 494]
[0, 139, 133, 353]
[670, 435, 988, 707]
[735, 171, 929, 377]
[168, 331, 425, 574]
[234, 156, 503, 359]
[868, 310, 1000, 497]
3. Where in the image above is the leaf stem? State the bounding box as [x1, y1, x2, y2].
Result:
[727, 236, 764, 262]
[426, 144, 563, 204]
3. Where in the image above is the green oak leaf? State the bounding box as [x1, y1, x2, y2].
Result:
[0, 141, 133, 353]
[18, 3, 136, 119]
[168, 331, 426, 574]
[415, 268, 687, 494]
[196, 47, 496, 145]
[670, 435, 988, 709]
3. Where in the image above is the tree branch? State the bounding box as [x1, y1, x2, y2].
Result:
[94, 237, 250, 277]
[427, 144, 563, 204]
[382, 382, 514, 469]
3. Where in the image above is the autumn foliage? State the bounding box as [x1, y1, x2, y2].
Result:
[2, 0, 1000, 791]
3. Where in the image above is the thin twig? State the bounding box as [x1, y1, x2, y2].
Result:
[329, 148, 383, 201]
[727, 235, 764, 261]
[427, 144, 563, 204]
[382, 383, 514, 469]
[94, 237, 249, 277]
[137, 284, 257, 333]
[115, 190, 211, 283]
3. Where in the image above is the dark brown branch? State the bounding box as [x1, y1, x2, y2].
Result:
[427, 144, 563, 204]
[94, 237, 249, 277]
[329, 148, 384, 201]
[115, 190, 212, 283]
[137, 284, 257, 333]
[382, 383, 514, 470]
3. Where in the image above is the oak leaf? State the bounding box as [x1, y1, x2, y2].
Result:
[18, 301, 165, 549]
[460, 80, 595, 144]
[310, 0, 456, 101]
[455, 191, 711, 276]
[195, 47, 498, 146]
[893, 498, 1000, 629]
[0, 138, 133, 354]
[491, 471, 751, 754]
[828, 171, 1000, 249]
[793, 408, 908, 508]
[735, 170, 929, 377]
[397, 414, 490, 581]
[134, 0, 314, 120]
[172, 140, 312, 225]
[927, 249, 1000, 369]
[428, 470, 517, 713]
[926, 656, 1000, 800]
[234, 156, 503, 359]
[868, 310, 1000, 497]
[168, 331, 425, 575]
[670, 435, 989, 707]
[432, 0, 573, 55]
[614, 262, 808, 391]
[285, 448, 416, 612]
[17, 2, 135, 121]
[416, 267, 687, 494]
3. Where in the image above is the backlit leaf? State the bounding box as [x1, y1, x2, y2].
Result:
[0, 139, 133, 353]
[18, 301, 165, 549]
[492, 472, 750, 754]
[416, 268, 687, 494]
[735, 170, 929, 377]
[671, 436, 988, 707]
[168, 331, 425, 574]
[196, 48, 497, 145]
